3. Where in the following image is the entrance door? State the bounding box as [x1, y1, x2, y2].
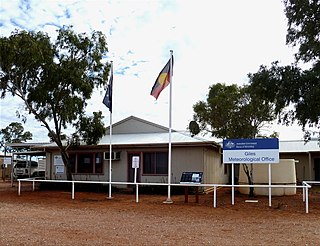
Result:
[315, 158, 320, 181]
[128, 153, 141, 185]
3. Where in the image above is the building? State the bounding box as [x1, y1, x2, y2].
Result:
[280, 139, 320, 182]
[41, 116, 228, 186]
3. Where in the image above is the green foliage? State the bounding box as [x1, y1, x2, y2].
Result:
[0, 122, 32, 153]
[77, 111, 107, 145]
[0, 26, 110, 180]
[191, 83, 276, 139]
[247, 1, 320, 141]
[284, 0, 320, 63]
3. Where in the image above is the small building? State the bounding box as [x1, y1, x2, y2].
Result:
[41, 116, 228, 187]
[279, 139, 320, 182]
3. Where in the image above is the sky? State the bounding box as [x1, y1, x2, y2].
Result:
[0, 0, 306, 142]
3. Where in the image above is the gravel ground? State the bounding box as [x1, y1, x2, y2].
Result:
[0, 181, 320, 245]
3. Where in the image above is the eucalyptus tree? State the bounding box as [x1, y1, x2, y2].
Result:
[191, 83, 276, 197]
[0, 122, 32, 154]
[249, 0, 320, 140]
[0, 26, 110, 180]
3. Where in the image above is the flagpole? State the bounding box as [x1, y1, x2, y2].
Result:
[108, 62, 113, 199]
[164, 50, 173, 204]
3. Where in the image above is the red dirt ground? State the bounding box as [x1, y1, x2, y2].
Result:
[0, 181, 319, 245]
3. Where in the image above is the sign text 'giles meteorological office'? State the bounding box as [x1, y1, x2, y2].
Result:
[223, 138, 279, 164]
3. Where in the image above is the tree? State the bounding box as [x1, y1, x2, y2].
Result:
[0, 26, 110, 180]
[0, 122, 33, 154]
[249, 1, 320, 140]
[191, 83, 276, 197]
[191, 83, 275, 139]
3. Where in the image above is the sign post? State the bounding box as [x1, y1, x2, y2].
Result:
[132, 156, 140, 203]
[223, 138, 279, 205]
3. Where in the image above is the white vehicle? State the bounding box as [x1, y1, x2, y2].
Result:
[13, 159, 45, 178]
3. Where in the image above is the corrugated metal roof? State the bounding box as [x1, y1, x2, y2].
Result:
[39, 131, 219, 148]
[279, 139, 320, 153]
[99, 131, 217, 146]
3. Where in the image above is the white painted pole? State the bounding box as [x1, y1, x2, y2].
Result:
[136, 184, 139, 203]
[214, 185, 217, 208]
[231, 163, 234, 205]
[305, 186, 309, 214]
[72, 181, 75, 200]
[164, 50, 173, 204]
[269, 163, 272, 207]
[18, 180, 21, 196]
[108, 62, 113, 199]
[33, 180, 35, 191]
[108, 112, 113, 199]
[134, 168, 137, 184]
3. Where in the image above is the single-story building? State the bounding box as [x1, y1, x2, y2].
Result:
[41, 116, 228, 186]
[279, 139, 320, 182]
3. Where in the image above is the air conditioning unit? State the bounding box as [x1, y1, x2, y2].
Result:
[104, 151, 121, 160]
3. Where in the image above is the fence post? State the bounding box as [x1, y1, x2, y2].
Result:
[18, 180, 21, 196]
[213, 185, 217, 208]
[33, 179, 35, 191]
[72, 182, 75, 200]
[305, 186, 309, 214]
[136, 184, 139, 203]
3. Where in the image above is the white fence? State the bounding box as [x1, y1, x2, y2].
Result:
[17, 178, 315, 213]
[16, 178, 315, 213]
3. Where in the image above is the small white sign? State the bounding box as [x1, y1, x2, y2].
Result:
[53, 155, 64, 165]
[132, 156, 140, 168]
[4, 157, 12, 165]
[55, 165, 64, 174]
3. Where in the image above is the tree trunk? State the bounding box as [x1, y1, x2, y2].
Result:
[243, 164, 254, 198]
[60, 149, 72, 181]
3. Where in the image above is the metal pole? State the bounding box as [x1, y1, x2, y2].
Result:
[269, 163, 272, 207]
[107, 61, 113, 199]
[18, 180, 21, 196]
[136, 184, 139, 203]
[214, 185, 217, 208]
[72, 181, 75, 200]
[164, 50, 174, 204]
[306, 186, 309, 214]
[232, 163, 234, 205]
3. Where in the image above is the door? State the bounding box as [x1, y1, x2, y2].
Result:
[128, 153, 141, 186]
[315, 158, 320, 181]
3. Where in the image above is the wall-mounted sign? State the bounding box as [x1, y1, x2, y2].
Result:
[55, 165, 64, 174]
[53, 155, 63, 165]
[223, 138, 279, 164]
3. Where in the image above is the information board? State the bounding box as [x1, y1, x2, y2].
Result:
[180, 172, 203, 184]
[223, 138, 279, 164]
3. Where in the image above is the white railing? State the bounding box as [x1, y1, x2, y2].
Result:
[17, 178, 312, 214]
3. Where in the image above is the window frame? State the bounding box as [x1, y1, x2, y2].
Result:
[142, 151, 168, 176]
[69, 152, 103, 175]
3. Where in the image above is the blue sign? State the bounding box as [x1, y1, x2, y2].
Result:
[223, 138, 279, 164]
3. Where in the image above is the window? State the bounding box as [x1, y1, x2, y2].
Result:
[69, 153, 103, 174]
[143, 152, 168, 175]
